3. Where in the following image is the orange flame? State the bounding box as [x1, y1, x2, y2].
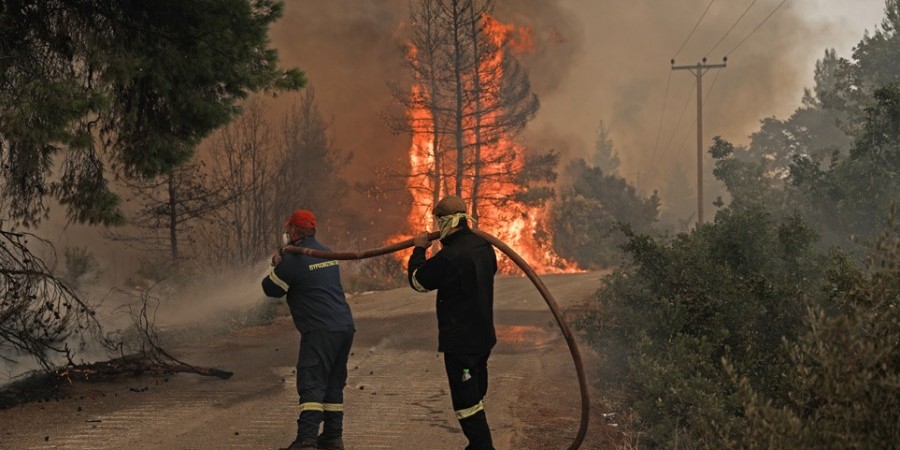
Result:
[397, 15, 580, 275]
[483, 15, 535, 54]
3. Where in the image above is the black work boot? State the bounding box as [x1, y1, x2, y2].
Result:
[279, 438, 318, 450]
[317, 435, 345, 450]
[459, 411, 494, 450]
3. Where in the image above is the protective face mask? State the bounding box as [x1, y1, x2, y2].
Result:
[281, 232, 291, 246]
[437, 213, 475, 239]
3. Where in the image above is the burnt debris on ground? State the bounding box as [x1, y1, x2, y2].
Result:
[0, 353, 232, 410]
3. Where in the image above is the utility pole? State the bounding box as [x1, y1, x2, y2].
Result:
[671, 57, 726, 226]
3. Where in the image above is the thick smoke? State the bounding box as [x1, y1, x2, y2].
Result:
[5, 1, 882, 376]
[265, 0, 412, 232]
[25, 0, 885, 257]
[516, 0, 866, 192]
[267, 0, 881, 198]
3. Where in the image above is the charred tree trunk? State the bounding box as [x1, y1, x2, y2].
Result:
[450, 0, 467, 197]
[424, 0, 445, 216]
[469, 4, 485, 224]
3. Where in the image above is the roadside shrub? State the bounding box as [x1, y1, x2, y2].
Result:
[581, 206, 825, 448]
[729, 217, 899, 449]
[582, 203, 899, 449]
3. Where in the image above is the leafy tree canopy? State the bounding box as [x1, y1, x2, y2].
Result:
[591, 120, 619, 174]
[746, 0, 900, 176]
[821, 0, 900, 124]
[0, 0, 305, 227]
[714, 85, 900, 250]
[790, 85, 900, 248]
[551, 158, 659, 268]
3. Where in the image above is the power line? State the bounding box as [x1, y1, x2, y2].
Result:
[705, 0, 758, 58]
[671, 60, 727, 225]
[703, 69, 722, 106]
[675, 68, 724, 153]
[662, 0, 718, 183]
[672, 0, 719, 60]
[663, 82, 696, 159]
[726, 0, 791, 56]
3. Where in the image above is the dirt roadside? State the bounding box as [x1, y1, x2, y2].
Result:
[0, 271, 615, 449]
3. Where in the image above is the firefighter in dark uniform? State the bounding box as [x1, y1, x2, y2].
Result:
[263, 209, 354, 450]
[407, 196, 498, 450]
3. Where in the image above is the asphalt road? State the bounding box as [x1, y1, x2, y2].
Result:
[0, 272, 611, 450]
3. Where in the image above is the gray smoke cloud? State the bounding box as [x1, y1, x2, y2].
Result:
[2, 1, 882, 380]
[14, 0, 882, 343]
[266, 0, 880, 197]
[20, 0, 880, 276]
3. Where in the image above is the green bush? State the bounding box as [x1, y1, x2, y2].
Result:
[581, 206, 824, 448]
[581, 205, 899, 449]
[730, 220, 899, 450]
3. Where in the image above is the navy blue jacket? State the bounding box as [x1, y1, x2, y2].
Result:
[408, 227, 497, 354]
[262, 237, 354, 333]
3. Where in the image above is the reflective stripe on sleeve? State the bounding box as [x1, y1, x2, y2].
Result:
[268, 271, 289, 291]
[411, 268, 429, 292]
[299, 402, 324, 412]
[323, 403, 343, 412]
[309, 260, 339, 271]
[455, 399, 485, 420]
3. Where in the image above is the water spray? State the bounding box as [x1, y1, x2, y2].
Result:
[282, 230, 590, 450]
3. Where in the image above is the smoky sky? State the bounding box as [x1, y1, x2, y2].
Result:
[30, 0, 879, 281]
[268, 0, 409, 179]
[2, 0, 880, 350]
[267, 0, 870, 196]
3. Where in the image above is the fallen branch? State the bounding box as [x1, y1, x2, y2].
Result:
[111, 287, 233, 380]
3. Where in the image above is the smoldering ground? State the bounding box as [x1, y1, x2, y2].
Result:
[0, 257, 279, 385]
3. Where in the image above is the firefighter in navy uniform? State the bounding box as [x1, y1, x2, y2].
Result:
[262, 209, 354, 450]
[407, 195, 498, 450]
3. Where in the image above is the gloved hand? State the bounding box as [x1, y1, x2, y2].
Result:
[413, 232, 430, 248]
[271, 250, 282, 267]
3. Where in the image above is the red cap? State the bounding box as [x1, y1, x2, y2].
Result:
[285, 209, 317, 229]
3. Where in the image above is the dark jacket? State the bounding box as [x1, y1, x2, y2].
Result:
[407, 226, 497, 354]
[262, 237, 354, 333]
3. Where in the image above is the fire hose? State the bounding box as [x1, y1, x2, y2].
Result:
[282, 229, 589, 450]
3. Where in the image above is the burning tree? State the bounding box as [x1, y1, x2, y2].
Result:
[393, 0, 566, 272]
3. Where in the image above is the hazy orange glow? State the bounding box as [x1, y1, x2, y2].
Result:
[397, 15, 580, 275]
[495, 325, 555, 349]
